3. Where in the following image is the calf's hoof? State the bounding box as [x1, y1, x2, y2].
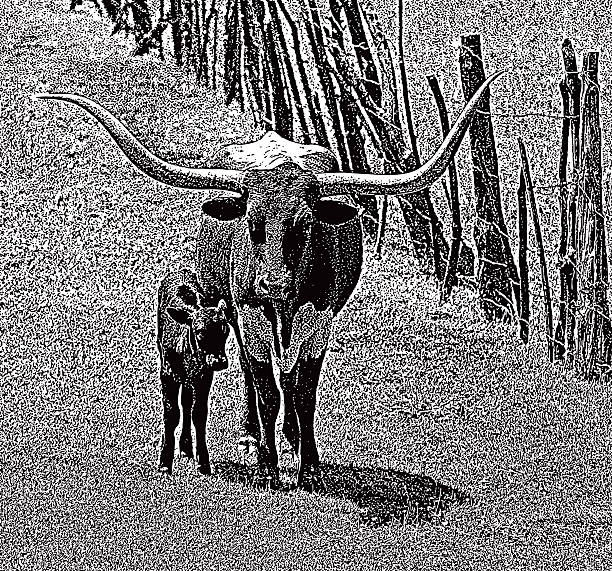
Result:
[238, 435, 259, 467]
[297, 464, 325, 493]
[157, 463, 173, 476]
[237, 434, 259, 455]
[179, 439, 194, 459]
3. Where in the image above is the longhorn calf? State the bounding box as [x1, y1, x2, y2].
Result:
[35, 71, 504, 489]
[156, 269, 229, 475]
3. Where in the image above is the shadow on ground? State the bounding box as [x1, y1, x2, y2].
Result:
[214, 461, 468, 526]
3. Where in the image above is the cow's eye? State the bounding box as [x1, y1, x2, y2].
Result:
[248, 218, 266, 244]
[283, 218, 306, 268]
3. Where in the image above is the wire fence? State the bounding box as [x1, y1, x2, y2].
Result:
[71, 1, 612, 378]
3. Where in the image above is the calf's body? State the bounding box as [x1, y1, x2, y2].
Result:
[156, 269, 229, 475]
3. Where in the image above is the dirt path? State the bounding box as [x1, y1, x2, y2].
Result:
[1, 1, 611, 568]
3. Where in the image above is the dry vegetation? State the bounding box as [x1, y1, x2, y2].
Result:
[1, 0, 612, 568]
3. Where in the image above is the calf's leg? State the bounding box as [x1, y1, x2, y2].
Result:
[236, 336, 261, 453]
[191, 372, 214, 475]
[179, 384, 194, 458]
[280, 371, 299, 455]
[158, 370, 181, 474]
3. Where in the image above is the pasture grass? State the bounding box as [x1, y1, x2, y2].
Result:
[1, 0, 612, 568]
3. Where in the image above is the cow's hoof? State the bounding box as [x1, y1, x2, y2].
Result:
[297, 465, 324, 493]
[253, 466, 280, 491]
[197, 463, 212, 476]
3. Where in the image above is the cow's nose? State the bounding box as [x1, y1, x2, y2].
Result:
[257, 277, 292, 300]
[207, 354, 228, 371]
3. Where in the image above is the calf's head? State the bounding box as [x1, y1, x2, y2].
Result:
[167, 292, 230, 371]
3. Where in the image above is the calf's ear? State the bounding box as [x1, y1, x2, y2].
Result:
[166, 306, 192, 325]
[312, 199, 359, 225]
[201, 197, 246, 221]
[176, 284, 197, 307]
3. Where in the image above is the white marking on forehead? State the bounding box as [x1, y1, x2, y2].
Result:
[217, 131, 339, 172]
[238, 303, 333, 373]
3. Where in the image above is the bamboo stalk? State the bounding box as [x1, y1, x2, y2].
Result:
[519, 138, 553, 360]
[427, 74, 463, 301]
[516, 154, 530, 343]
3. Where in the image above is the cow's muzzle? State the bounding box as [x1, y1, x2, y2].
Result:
[206, 354, 228, 371]
[257, 276, 293, 300]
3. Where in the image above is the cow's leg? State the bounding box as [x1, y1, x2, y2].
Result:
[294, 352, 326, 491]
[238, 353, 261, 452]
[280, 371, 299, 455]
[179, 383, 194, 459]
[158, 370, 181, 475]
[191, 372, 214, 475]
[249, 357, 280, 489]
[235, 332, 261, 454]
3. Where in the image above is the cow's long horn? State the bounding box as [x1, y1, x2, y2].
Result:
[315, 71, 505, 196]
[32, 93, 244, 194]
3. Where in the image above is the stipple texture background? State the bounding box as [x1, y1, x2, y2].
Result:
[1, 0, 612, 568]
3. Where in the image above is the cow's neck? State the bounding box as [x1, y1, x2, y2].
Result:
[237, 301, 332, 374]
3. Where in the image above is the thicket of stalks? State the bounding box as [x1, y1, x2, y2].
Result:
[72, 1, 612, 379]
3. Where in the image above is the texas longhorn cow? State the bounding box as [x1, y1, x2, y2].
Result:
[35, 71, 502, 489]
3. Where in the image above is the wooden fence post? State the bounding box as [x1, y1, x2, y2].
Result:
[555, 38, 581, 362]
[575, 51, 612, 379]
[459, 34, 519, 320]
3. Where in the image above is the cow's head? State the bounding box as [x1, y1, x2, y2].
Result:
[167, 293, 230, 371]
[34, 71, 503, 303]
[199, 162, 358, 301]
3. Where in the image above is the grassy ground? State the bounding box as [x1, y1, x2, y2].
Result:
[1, 0, 612, 568]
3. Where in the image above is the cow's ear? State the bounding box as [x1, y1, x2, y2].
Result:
[166, 306, 192, 325]
[201, 197, 246, 221]
[312, 199, 359, 225]
[216, 299, 228, 318]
